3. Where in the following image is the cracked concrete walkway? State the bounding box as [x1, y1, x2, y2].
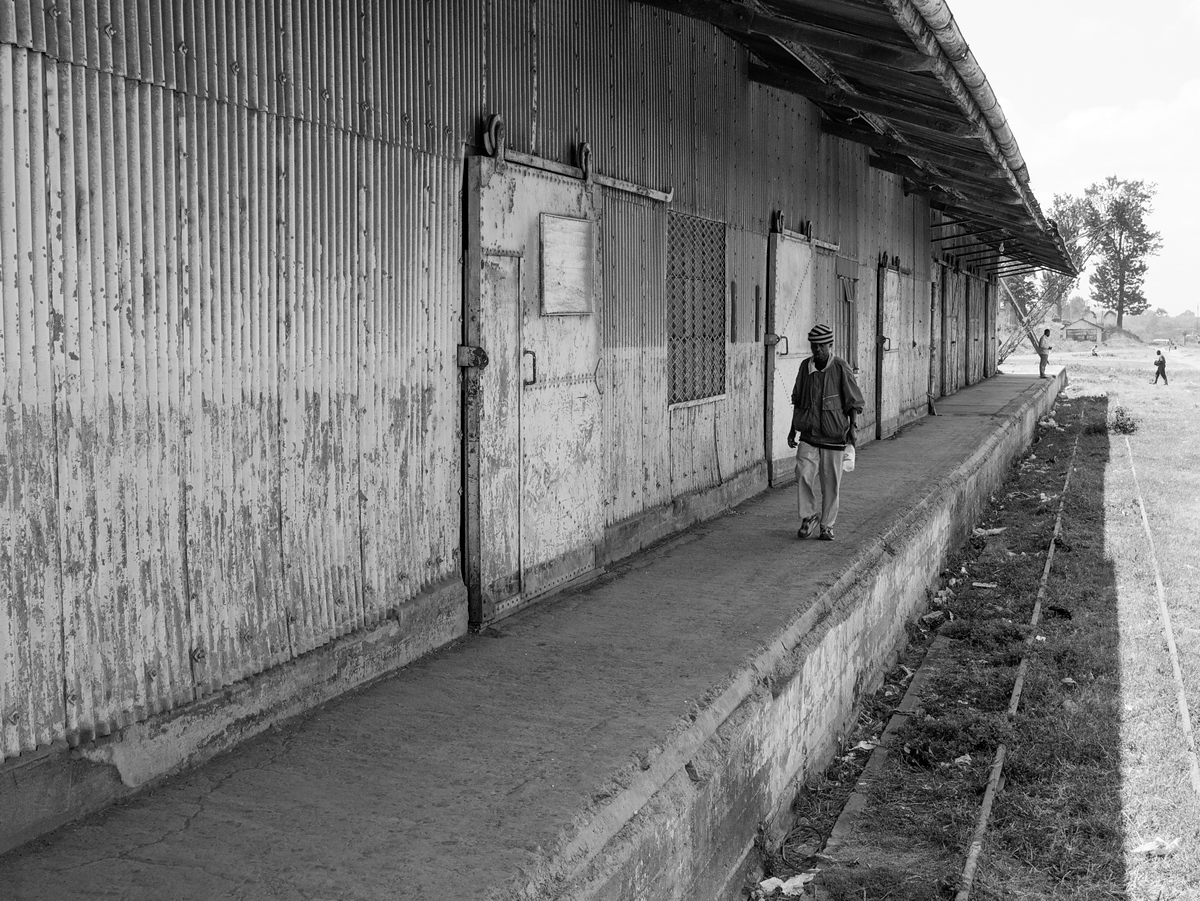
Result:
[0, 369, 1062, 901]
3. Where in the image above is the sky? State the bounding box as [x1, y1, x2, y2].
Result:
[948, 0, 1200, 315]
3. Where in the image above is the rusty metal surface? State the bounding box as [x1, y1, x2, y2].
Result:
[468, 158, 603, 621]
[601, 192, 670, 525]
[0, 0, 948, 763]
[766, 232, 814, 484]
[876, 265, 903, 439]
[0, 7, 464, 761]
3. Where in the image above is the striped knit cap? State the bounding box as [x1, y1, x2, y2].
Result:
[808, 324, 834, 345]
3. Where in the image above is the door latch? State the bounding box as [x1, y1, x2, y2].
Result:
[457, 345, 489, 368]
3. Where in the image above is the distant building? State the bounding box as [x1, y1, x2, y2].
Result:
[1064, 319, 1103, 342]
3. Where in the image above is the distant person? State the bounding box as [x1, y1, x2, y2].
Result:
[1154, 350, 1168, 385]
[788, 324, 864, 542]
[1090, 345, 1098, 357]
[1038, 328, 1052, 378]
[1168, 338, 1176, 351]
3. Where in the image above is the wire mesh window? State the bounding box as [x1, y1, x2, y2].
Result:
[837, 276, 858, 369]
[667, 213, 726, 404]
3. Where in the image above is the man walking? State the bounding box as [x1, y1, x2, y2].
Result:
[787, 324, 864, 542]
[1154, 350, 1168, 385]
[1038, 328, 1052, 379]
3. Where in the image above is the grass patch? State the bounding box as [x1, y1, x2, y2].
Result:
[762, 356, 1200, 899]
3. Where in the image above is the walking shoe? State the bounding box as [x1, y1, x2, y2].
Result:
[818, 526, 835, 541]
[797, 515, 820, 539]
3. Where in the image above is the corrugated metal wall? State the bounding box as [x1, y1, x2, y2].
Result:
[0, 3, 464, 759]
[0, 0, 947, 762]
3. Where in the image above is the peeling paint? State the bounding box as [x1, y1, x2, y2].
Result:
[0, 0, 948, 769]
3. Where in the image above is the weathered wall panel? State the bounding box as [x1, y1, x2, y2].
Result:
[0, 0, 963, 765]
[967, 272, 987, 385]
[929, 265, 943, 400]
[720, 227, 767, 478]
[602, 192, 672, 526]
[0, 43, 66, 755]
[1, 3, 467, 761]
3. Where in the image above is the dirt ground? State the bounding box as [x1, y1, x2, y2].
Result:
[761, 348, 1200, 900]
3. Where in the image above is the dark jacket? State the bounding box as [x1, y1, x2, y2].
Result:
[791, 355, 865, 450]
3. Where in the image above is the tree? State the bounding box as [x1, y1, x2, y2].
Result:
[1041, 193, 1092, 318]
[1006, 272, 1039, 310]
[997, 193, 1089, 357]
[1064, 295, 1090, 321]
[1084, 177, 1162, 329]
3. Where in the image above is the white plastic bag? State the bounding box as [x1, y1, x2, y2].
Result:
[842, 444, 856, 473]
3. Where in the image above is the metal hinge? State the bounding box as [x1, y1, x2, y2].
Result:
[457, 345, 489, 369]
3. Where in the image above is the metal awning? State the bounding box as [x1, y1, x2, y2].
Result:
[638, 0, 1078, 276]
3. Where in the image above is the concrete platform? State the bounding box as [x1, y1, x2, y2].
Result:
[0, 369, 1064, 901]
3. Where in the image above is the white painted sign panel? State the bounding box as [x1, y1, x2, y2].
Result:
[540, 214, 595, 315]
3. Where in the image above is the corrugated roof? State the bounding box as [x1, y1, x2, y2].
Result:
[638, 0, 1078, 275]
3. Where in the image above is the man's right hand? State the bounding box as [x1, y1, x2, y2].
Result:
[787, 429, 797, 449]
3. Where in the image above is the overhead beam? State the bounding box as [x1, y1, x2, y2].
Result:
[928, 204, 1071, 273]
[749, 64, 976, 136]
[638, 0, 936, 71]
[937, 241, 1004, 258]
[930, 216, 975, 229]
[947, 246, 1006, 263]
[882, 115, 986, 148]
[931, 225, 1008, 243]
[923, 197, 1066, 274]
[929, 194, 1037, 231]
[869, 154, 1020, 204]
[992, 266, 1044, 277]
[822, 118, 1004, 179]
[825, 54, 946, 96]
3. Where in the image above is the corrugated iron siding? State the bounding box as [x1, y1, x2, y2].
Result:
[0, 0, 941, 761]
[602, 191, 669, 525]
[0, 2, 468, 759]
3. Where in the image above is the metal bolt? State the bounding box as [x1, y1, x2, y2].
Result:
[177, 41, 188, 55]
[103, 22, 115, 37]
[7, 711, 20, 726]
[190, 647, 206, 662]
[230, 60, 241, 75]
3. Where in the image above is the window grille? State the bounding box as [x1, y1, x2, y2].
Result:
[667, 213, 726, 404]
[837, 275, 858, 369]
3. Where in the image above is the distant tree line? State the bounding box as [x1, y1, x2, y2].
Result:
[1121, 308, 1198, 343]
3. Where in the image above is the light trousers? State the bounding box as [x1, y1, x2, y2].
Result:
[795, 441, 844, 528]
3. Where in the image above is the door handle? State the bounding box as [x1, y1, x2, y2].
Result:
[522, 349, 537, 386]
[878, 335, 892, 352]
[766, 334, 789, 355]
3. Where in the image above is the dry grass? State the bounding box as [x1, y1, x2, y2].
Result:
[1068, 351, 1200, 900]
[768, 350, 1200, 900]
